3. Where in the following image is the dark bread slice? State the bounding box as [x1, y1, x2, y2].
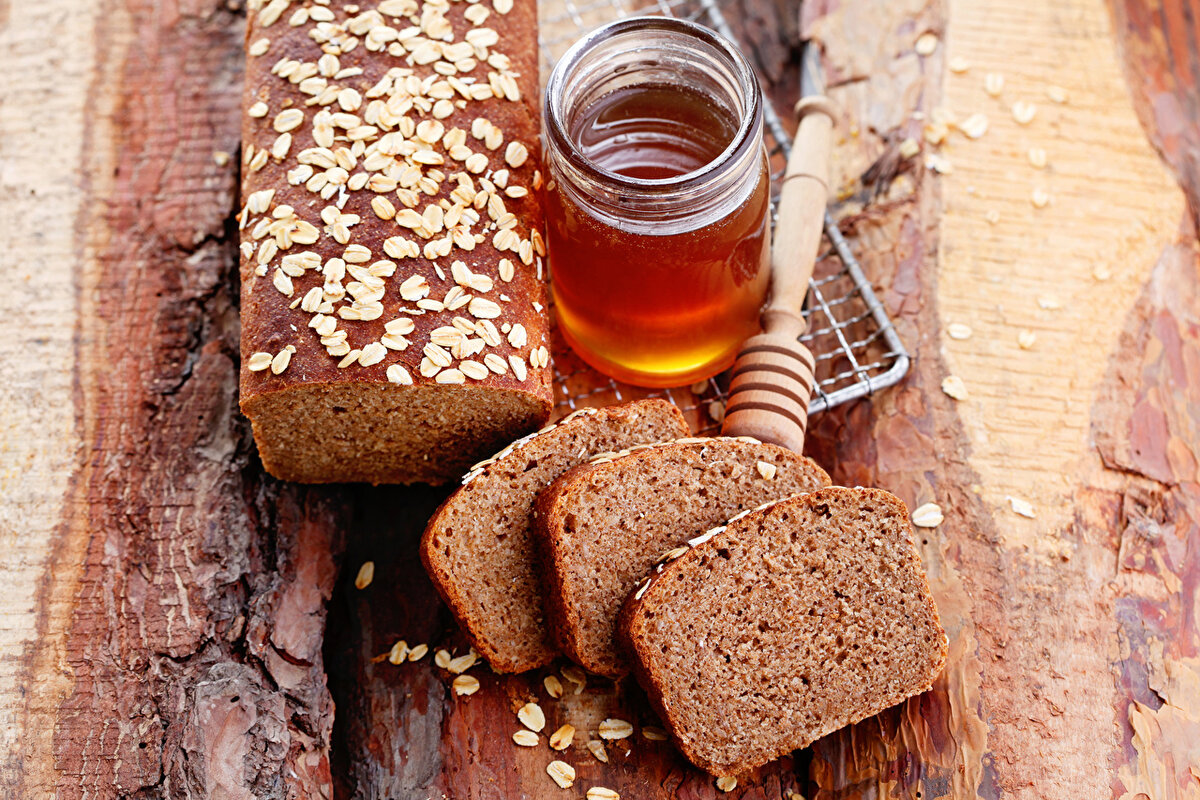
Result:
[619, 486, 948, 777]
[420, 399, 689, 673]
[535, 438, 831, 677]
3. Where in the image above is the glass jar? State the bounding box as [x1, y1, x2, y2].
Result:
[543, 17, 771, 388]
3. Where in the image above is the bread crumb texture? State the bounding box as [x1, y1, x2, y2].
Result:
[622, 486, 949, 777]
[420, 400, 690, 672]
[539, 437, 831, 678]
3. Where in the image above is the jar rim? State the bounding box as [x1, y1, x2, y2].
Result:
[544, 16, 762, 194]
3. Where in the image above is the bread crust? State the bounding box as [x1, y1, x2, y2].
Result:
[238, 0, 552, 484]
[618, 486, 950, 776]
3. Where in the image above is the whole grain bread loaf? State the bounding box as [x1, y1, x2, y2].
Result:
[535, 437, 831, 677]
[420, 399, 690, 672]
[239, 0, 552, 484]
[619, 486, 948, 777]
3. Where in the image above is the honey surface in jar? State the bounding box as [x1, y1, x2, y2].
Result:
[545, 84, 771, 388]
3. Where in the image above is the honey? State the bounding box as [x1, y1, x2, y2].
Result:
[544, 17, 771, 387]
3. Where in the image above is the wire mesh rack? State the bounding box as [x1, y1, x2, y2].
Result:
[538, 0, 910, 432]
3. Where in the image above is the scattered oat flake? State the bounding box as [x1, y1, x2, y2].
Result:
[453, 675, 480, 696]
[985, 72, 1005, 96]
[912, 502, 945, 528]
[447, 652, 478, 674]
[1093, 265, 1112, 281]
[518, 702, 546, 732]
[586, 740, 609, 763]
[387, 640, 408, 665]
[512, 730, 539, 747]
[434, 649, 452, 669]
[247, 352, 273, 372]
[1011, 101, 1037, 124]
[549, 724, 575, 750]
[984, 209, 1000, 226]
[926, 154, 953, 174]
[270, 346, 293, 375]
[707, 400, 726, 424]
[717, 776, 738, 792]
[1047, 84, 1068, 104]
[945, 321, 974, 340]
[1031, 188, 1050, 208]
[958, 112, 989, 139]
[941, 375, 969, 401]
[690, 380, 710, 395]
[659, 545, 689, 564]
[1028, 147, 1047, 169]
[948, 56, 970, 73]
[1037, 296, 1061, 310]
[915, 32, 939, 56]
[1008, 496, 1036, 518]
[354, 561, 375, 590]
[599, 718, 634, 740]
[1018, 329, 1037, 350]
[898, 137, 920, 159]
[642, 726, 669, 741]
[407, 643, 429, 661]
[543, 675, 564, 699]
[561, 665, 587, 694]
[588, 788, 620, 800]
[547, 761, 575, 789]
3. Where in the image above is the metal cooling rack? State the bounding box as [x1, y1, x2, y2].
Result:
[538, 0, 910, 432]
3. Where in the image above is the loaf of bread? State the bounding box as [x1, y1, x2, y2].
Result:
[620, 487, 948, 777]
[238, 0, 551, 484]
[420, 400, 690, 672]
[535, 437, 831, 677]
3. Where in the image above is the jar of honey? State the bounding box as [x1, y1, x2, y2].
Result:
[543, 17, 771, 388]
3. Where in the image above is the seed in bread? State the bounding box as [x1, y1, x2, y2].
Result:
[535, 438, 831, 677]
[619, 487, 949, 777]
[420, 400, 690, 672]
[239, 0, 552, 484]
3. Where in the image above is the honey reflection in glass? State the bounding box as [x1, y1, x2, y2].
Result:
[543, 18, 770, 388]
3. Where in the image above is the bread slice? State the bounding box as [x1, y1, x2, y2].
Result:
[535, 438, 831, 677]
[619, 486, 948, 777]
[420, 399, 689, 673]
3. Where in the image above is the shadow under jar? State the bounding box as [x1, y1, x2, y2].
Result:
[543, 17, 771, 388]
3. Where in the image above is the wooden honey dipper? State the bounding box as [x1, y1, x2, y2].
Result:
[721, 70, 835, 452]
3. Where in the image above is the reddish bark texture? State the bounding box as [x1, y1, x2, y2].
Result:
[1109, 0, 1200, 223]
[44, 2, 346, 798]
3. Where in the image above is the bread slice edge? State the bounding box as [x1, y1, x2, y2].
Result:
[617, 486, 950, 776]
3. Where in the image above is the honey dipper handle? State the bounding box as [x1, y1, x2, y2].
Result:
[720, 95, 836, 452]
[761, 96, 837, 339]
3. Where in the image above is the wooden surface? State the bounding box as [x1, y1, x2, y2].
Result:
[1, 0, 1198, 799]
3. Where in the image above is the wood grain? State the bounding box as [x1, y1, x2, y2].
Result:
[1, 0, 1198, 797]
[803, 0, 1200, 798]
[2, 1, 347, 797]
[0, 0, 94, 792]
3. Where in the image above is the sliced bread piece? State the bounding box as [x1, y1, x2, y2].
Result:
[535, 437, 831, 677]
[420, 399, 689, 673]
[619, 486, 948, 777]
